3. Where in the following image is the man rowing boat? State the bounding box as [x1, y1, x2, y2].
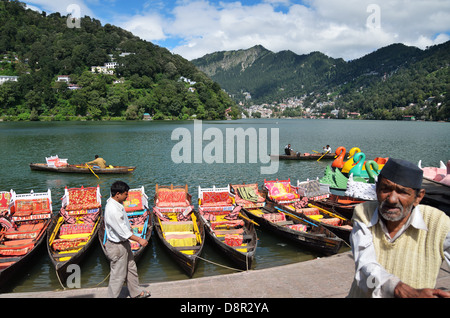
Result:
[86, 155, 107, 169]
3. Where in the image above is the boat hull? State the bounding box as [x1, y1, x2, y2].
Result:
[198, 210, 257, 271]
[245, 202, 342, 256]
[0, 218, 51, 291]
[30, 163, 136, 174]
[151, 211, 205, 277]
[47, 213, 102, 287]
[271, 153, 335, 161]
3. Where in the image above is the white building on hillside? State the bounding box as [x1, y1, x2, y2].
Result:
[0, 76, 18, 85]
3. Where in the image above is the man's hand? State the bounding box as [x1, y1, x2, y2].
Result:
[394, 281, 450, 298]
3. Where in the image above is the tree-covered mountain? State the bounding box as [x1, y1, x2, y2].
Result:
[0, 0, 238, 121]
[193, 42, 450, 121]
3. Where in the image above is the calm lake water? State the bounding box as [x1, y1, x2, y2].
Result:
[0, 119, 448, 293]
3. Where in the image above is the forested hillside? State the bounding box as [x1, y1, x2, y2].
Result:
[0, 0, 238, 121]
[193, 42, 450, 121]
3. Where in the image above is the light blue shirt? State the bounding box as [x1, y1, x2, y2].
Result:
[104, 197, 133, 243]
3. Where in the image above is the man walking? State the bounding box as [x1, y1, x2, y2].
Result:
[104, 181, 150, 298]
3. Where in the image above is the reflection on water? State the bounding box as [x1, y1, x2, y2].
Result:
[0, 119, 448, 293]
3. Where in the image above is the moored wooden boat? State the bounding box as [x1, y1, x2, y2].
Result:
[47, 185, 102, 287]
[0, 190, 52, 290]
[198, 185, 257, 270]
[152, 184, 204, 277]
[30, 163, 136, 174]
[98, 186, 152, 262]
[310, 194, 366, 219]
[283, 203, 352, 244]
[244, 201, 342, 256]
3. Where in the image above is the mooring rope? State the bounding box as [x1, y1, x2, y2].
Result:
[194, 254, 248, 272]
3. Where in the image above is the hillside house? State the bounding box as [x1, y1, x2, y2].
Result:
[0, 75, 18, 85]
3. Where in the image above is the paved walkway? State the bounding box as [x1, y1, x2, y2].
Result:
[1, 251, 449, 298]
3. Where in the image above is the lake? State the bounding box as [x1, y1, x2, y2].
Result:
[0, 119, 448, 293]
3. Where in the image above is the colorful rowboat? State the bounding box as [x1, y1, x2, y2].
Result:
[0, 190, 52, 290]
[30, 163, 136, 174]
[47, 185, 102, 287]
[197, 185, 257, 270]
[152, 184, 205, 277]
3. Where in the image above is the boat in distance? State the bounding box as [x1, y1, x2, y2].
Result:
[271, 153, 335, 160]
[30, 163, 136, 174]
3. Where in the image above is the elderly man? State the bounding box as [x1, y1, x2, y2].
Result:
[348, 158, 450, 298]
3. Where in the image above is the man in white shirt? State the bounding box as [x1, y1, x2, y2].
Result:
[104, 181, 150, 298]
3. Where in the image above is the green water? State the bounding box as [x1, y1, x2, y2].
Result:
[0, 119, 448, 293]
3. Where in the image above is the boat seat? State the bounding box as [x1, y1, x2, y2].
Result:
[276, 220, 294, 226]
[215, 228, 244, 236]
[218, 234, 252, 241]
[175, 245, 201, 251]
[161, 221, 193, 232]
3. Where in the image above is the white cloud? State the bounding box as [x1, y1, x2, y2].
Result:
[158, 0, 450, 60]
[24, 0, 94, 18]
[24, 0, 450, 61]
[117, 13, 167, 41]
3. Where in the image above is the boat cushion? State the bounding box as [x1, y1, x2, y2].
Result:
[320, 218, 342, 226]
[161, 221, 193, 232]
[4, 222, 45, 240]
[165, 232, 197, 247]
[59, 223, 94, 236]
[224, 234, 243, 246]
[265, 182, 300, 202]
[52, 237, 88, 251]
[296, 208, 320, 215]
[156, 189, 187, 207]
[232, 184, 266, 208]
[0, 192, 11, 214]
[263, 213, 286, 223]
[0, 240, 34, 256]
[287, 224, 307, 232]
[14, 198, 51, 216]
[201, 191, 232, 205]
[66, 187, 100, 211]
[124, 191, 143, 212]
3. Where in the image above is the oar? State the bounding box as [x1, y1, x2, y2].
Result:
[86, 164, 100, 179]
[274, 206, 317, 227]
[317, 152, 328, 162]
[239, 212, 259, 226]
[308, 203, 346, 221]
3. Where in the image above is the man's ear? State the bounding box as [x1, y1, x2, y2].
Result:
[414, 189, 426, 206]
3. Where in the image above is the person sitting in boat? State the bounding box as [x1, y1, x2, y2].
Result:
[347, 158, 450, 298]
[323, 145, 332, 154]
[284, 144, 293, 155]
[86, 155, 107, 169]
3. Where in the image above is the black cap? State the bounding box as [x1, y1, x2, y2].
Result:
[379, 158, 423, 189]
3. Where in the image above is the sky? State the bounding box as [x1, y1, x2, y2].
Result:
[22, 0, 450, 61]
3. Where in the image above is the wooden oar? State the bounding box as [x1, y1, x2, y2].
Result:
[274, 206, 317, 227]
[308, 203, 346, 221]
[317, 152, 328, 162]
[239, 212, 259, 226]
[191, 213, 202, 244]
[86, 164, 100, 179]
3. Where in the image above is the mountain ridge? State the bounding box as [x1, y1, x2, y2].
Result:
[192, 41, 449, 120]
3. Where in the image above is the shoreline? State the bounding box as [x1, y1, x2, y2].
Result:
[1, 251, 449, 298]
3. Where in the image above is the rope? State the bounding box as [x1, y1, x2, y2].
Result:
[194, 254, 248, 273]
